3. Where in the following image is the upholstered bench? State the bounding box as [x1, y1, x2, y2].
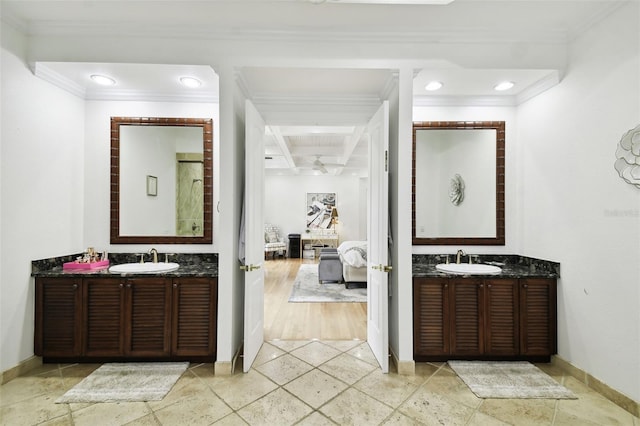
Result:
[318, 248, 343, 284]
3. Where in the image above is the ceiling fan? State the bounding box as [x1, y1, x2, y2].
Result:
[310, 155, 344, 174]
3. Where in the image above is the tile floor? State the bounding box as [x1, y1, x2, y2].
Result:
[1, 340, 638, 425]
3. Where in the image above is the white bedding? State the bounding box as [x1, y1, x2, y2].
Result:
[337, 241, 367, 268]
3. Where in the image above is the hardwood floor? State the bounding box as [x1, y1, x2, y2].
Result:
[263, 257, 367, 341]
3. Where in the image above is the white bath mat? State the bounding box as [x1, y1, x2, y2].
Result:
[448, 361, 576, 399]
[56, 362, 189, 403]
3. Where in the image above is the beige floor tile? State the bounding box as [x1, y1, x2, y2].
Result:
[72, 401, 151, 426]
[321, 339, 364, 352]
[0, 375, 66, 407]
[557, 378, 635, 426]
[354, 368, 426, 408]
[478, 398, 556, 426]
[146, 371, 212, 411]
[284, 368, 348, 409]
[201, 369, 278, 410]
[254, 353, 314, 386]
[253, 342, 286, 367]
[122, 413, 161, 425]
[466, 411, 511, 426]
[0, 392, 70, 426]
[347, 342, 379, 366]
[290, 341, 342, 366]
[237, 388, 313, 425]
[267, 339, 312, 352]
[381, 411, 427, 425]
[152, 392, 232, 426]
[318, 353, 377, 385]
[414, 362, 440, 379]
[39, 415, 74, 426]
[319, 387, 394, 425]
[422, 368, 482, 409]
[295, 411, 336, 425]
[212, 412, 250, 425]
[398, 386, 475, 425]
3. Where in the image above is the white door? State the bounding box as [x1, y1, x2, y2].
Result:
[242, 100, 266, 372]
[367, 101, 390, 373]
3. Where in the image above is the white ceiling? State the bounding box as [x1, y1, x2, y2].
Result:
[6, 0, 626, 176]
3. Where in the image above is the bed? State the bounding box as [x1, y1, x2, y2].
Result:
[337, 241, 367, 288]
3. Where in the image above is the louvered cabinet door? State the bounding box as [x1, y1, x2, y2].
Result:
[172, 278, 217, 357]
[125, 277, 172, 357]
[413, 278, 450, 357]
[450, 279, 483, 356]
[84, 278, 125, 357]
[484, 279, 519, 356]
[520, 278, 557, 356]
[35, 278, 82, 358]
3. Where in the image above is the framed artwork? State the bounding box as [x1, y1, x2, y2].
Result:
[306, 192, 336, 229]
[146, 175, 157, 196]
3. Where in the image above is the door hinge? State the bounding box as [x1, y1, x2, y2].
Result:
[385, 150, 388, 172]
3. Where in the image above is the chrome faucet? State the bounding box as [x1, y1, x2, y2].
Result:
[148, 248, 159, 264]
[456, 249, 465, 264]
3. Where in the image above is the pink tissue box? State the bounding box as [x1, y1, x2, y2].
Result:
[63, 259, 110, 270]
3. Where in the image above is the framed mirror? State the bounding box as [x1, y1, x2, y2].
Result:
[110, 117, 213, 244]
[412, 121, 505, 245]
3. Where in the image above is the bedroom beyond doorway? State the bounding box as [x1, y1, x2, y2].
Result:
[263, 258, 367, 341]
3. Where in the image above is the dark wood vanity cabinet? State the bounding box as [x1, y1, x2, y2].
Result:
[171, 277, 217, 357]
[519, 278, 557, 356]
[34, 277, 83, 358]
[35, 276, 217, 361]
[414, 277, 555, 361]
[84, 277, 172, 358]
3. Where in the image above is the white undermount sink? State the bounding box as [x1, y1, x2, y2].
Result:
[436, 263, 502, 275]
[109, 262, 180, 274]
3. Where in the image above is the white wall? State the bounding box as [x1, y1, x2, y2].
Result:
[1, 26, 85, 371]
[264, 174, 366, 244]
[412, 106, 519, 254]
[518, 2, 639, 401]
[83, 100, 219, 253]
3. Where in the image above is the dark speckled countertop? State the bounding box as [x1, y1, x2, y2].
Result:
[412, 254, 559, 278]
[32, 252, 218, 278]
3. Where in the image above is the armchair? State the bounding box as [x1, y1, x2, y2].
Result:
[264, 224, 287, 259]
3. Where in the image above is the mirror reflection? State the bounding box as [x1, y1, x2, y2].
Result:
[111, 117, 213, 244]
[412, 121, 505, 245]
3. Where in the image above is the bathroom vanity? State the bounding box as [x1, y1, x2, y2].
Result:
[32, 253, 218, 363]
[413, 255, 559, 362]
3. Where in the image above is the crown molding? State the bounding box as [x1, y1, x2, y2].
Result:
[31, 62, 87, 98]
[516, 70, 561, 105]
[18, 19, 569, 45]
[413, 95, 517, 107]
[31, 62, 218, 102]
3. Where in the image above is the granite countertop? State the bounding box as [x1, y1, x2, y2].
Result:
[32, 252, 218, 278]
[412, 254, 560, 279]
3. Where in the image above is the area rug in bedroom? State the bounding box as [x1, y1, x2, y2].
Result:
[56, 362, 189, 403]
[288, 264, 366, 303]
[448, 360, 576, 399]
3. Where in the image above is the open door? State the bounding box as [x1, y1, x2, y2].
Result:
[242, 100, 266, 372]
[367, 101, 390, 373]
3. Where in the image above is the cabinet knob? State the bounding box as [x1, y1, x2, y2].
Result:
[119, 283, 124, 288]
[523, 284, 528, 289]
[72, 283, 78, 290]
[126, 283, 132, 288]
[487, 284, 492, 288]
[443, 284, 448, 288]
[479, 284, 484, 288]
[173, 283, 178, 288]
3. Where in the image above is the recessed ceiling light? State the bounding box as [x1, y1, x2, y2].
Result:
[180, 76, 201, 88]
[425, 81, 443, 91]
[494, 81, 515, 91]
[90, 74, 116, 86]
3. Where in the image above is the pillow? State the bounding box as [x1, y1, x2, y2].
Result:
[265, 231, 278, 243]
